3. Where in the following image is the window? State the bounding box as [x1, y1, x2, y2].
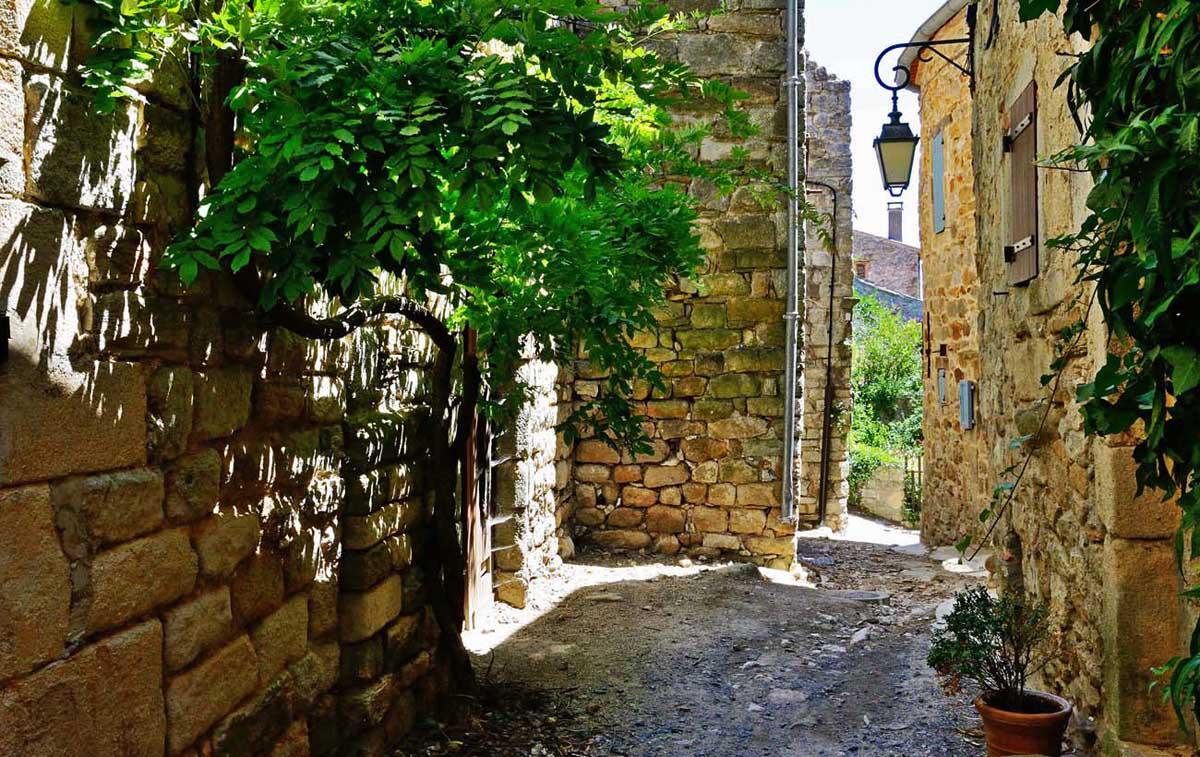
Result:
[931, 130, 946, 234]
[1006, 81, 1039, 285]
[855, 262, 868, 278]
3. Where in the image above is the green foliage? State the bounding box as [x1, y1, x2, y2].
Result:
[846, 438, 897, 509]
[73, 0, 771, 452]
[902, 470, 921, 528]
[928, 586, 1056, 710]
[1017, 0, 1200, 722]
[851, 294, 924, 452]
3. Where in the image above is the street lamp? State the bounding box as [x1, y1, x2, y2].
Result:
[872, 37, 973, 197]
[874, 106, 919, 197]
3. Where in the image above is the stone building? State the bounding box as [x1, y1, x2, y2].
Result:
[0, 1, 855, 755]
[906, 1, 1188, 752]
[566, 10, 855, 562]
[851, 225, 922, 301]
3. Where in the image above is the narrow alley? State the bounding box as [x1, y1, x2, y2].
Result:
[401, 519, 984, 757]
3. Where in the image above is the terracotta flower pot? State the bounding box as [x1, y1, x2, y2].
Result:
[974, 690, 1072, 757]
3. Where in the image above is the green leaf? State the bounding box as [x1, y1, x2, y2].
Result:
[1163, 346, 1200, 394]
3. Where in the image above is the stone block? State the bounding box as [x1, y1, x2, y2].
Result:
[164, 587, 234, 674]
[725, 348, 784, 373]
[253, 595, 310, 684]
[194, 367, 254, 440]
[341, 541, 396, 592]
[708, 483, 736, 507]
[257, 383, 307, 425]
[607, 507, 645, 528]
[745, 535, 793, 556]
[340, 574, 404, 643]
[574, 463, 611, 483]
[0, 484, 70, 680]
[736, 482, 780, 507]
[709, 374, 760, 398]
[677, 329, 742, 351]
[702, 533, 742, 551]
[644, 400, 690, 419]
[290, 640, 339, 710]
[211, 669, 295, 757]
[86, 528, 197, 634]
[1094, 444, 1181, 539]
[340, 636, 384, 685]
[165, 448, 222, 523]
[727, 298, 785, 327]
[1102, 537, 1183, 745]
[26, 75, 137, 211]
[576, 439, 621, 464]
[710, 416, 769, 439]
[51, 468, 164, 557]
[271, 720, 310, 757]
[729, 508, 768, 534]
[701, 273, 750, 296]
[232, 552, 286, 625]
[147, 367, 194, 460]
[672, 376, 708, 397]
[195, 509, 261, 578]
[0, 620, 164, 757]
[384, 613, 422, 669]
[0, 59, 24, 194]
[309, 579, 338, 638]
[166, 635, 260, 753]
[645, 505, 686, 534]
[341, 675, 395, 732]
[344, 464, 421, 516]
[681, 437, 732, 462]
[343, 499, 423, 550]
[575, 506, 605, 526]
[589, 529, 652, 551]
[643, 465, 688, 489]
[692, 506, 728, 532]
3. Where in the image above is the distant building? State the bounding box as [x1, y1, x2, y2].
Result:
[852, 202, 923, 318]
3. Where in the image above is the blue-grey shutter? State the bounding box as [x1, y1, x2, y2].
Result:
[931, 131, 946, 233]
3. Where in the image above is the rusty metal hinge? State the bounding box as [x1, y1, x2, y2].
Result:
[1004, 113, 1033, 152]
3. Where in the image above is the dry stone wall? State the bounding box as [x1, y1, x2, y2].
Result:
[569, 0, 798, 567]
[967, 1, 1186, 750]
[0, 5, 450, 755]
[798, 61, 853, 529]
[909, 8, 990, 550]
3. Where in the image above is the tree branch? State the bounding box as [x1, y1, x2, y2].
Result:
[268, 296, 454, 352]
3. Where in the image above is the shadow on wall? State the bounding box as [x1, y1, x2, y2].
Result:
[0, 13, 451, 751]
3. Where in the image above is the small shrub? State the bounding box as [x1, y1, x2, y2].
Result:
[902, 472, 921, 528]
[927, 586, 1058, 711]
[847, 439, 897, 509]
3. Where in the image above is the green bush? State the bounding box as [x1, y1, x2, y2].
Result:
[851, 294, 923, 453]
[847, 438, 898, 509]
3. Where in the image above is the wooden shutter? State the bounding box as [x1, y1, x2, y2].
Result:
[931, 131, 946, 233]
[1006, 81, 1038, 286]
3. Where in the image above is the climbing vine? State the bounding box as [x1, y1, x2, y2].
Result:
[1018, 0, 1200, 723]
[72, 0, 782, 688]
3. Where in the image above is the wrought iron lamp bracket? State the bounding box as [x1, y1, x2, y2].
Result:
[873, 38, 973, 115]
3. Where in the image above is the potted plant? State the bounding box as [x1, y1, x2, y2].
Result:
[927, 586, 1071, 756]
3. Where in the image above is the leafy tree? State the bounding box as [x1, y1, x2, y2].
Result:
[75, 0, 765, 686]
[1013, 0, 1200, 723]
[851, 294, 923, 451]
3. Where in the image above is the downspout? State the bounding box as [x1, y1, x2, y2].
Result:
[781, 0, 802, 522]
[805, 180, 839, 526]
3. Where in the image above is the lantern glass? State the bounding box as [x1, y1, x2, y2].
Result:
[873, 114, 919, 197]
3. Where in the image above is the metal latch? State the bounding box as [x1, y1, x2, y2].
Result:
[1003, 113, 1032, 152]
[1004, 236, 1033, 262]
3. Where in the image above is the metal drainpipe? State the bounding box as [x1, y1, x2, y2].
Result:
[781, 0, 802, 522]
[805, 180, 838, 526]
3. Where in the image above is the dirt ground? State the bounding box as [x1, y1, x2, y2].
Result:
[400, 517, 989, 757]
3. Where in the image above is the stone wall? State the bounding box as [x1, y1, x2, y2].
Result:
[908, 7, 990, 550]
[0, 5, 450, 755]
[568, 1, 798, 567]
[490, 359, 575, 609]
[963, 1, 1186, 751]
[798, 61, 853, 529]
[851, 230, 921, 300]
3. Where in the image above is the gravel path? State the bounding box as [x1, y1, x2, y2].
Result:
[404, 520, 986, 757]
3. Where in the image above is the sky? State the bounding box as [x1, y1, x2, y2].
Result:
[804, 0, 947, 246]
